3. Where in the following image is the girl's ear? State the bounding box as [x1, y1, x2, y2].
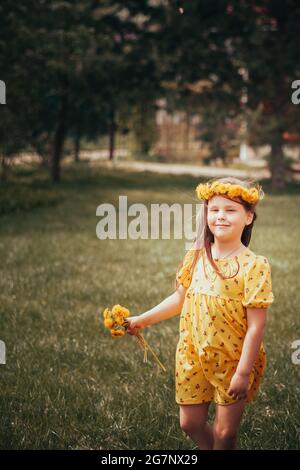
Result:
[246, 211, 254, 226]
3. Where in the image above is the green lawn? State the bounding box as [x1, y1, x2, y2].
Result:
[0, 161, 300, 449]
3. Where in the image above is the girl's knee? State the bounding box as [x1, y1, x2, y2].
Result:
[179, 402, 210, 435]
[180, 417, 207, 435]
[213, 423, 237, 442]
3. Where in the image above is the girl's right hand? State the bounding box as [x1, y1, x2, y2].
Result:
[125, 315, 145, 336]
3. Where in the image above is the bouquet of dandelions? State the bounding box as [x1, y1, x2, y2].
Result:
[102, 304, 166, 372]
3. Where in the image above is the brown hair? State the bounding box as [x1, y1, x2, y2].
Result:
[175, 176, 263, 286]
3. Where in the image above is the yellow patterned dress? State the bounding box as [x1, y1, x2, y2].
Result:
[175, 246, 274, 406]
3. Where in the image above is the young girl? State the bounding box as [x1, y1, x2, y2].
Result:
[126, 176, 274, 450]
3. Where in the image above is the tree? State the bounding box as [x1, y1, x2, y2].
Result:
[0, 0, 166, 181]
[234, 0, 300, 189]
[157, 0, 300, 189]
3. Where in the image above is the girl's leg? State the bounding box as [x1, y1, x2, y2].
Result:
[213, 398, 247, 450]
[179, 402, 213, 450]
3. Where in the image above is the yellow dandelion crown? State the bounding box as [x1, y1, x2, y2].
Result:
[195, 181, 264, 205]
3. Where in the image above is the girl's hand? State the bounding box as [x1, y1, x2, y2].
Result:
[228, 372, 250, 400]
[125, 315, 146, 336]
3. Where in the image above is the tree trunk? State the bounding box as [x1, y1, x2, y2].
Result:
[1, 155, 7, 181]
[74, 126, 81, 163]
[51, 92, 68, 183]
[270, 135, 286, 190]
[109, 105, 116, 161]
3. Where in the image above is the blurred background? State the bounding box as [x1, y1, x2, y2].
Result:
[0, 0, 300, 450]
[1, 0, 300, 187]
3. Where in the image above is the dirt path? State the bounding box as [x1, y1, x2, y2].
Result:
[13, 151, 271, 180]
[93, 159, 270, 180]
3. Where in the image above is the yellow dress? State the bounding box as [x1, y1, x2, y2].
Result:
[175, 246, 274, 406]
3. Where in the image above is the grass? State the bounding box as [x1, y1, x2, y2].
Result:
[0, 160, 300, 449]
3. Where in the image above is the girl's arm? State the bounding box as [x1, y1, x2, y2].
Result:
[228, 307, 268, 399]
[126, 285, 186, 335]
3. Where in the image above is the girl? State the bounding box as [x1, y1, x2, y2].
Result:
[126, 176, 274, 450]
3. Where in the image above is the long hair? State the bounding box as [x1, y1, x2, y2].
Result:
[176, 176, 264, 285]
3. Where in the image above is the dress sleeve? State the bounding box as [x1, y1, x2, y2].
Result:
[176, 249, 195, 289]
[242, 255, 274, 309]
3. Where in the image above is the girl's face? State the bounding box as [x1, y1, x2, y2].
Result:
[207, 195, 254, 241]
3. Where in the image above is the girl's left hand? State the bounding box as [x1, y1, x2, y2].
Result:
[228, 372, 250, 400]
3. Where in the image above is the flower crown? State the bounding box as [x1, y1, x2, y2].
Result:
[195, 181, 263, 205]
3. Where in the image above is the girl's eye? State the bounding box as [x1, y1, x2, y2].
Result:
[210, 209, 235, 212]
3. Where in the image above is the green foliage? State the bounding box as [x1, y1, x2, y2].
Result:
[0, 0, 165, 180]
